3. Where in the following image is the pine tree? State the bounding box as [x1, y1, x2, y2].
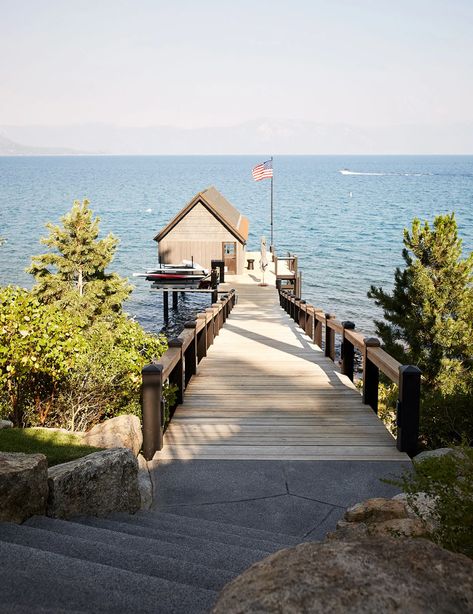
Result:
[368, 213, 473, 386]
[368, 213, 473, 446]
[28, 200, 132, 321]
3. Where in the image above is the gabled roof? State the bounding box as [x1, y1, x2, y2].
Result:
[154, 186, 249, 244]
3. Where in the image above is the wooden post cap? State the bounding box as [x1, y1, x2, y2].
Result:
[168, 338, 184, 348]
[184, 321, 197, 328]
[342, 321, 355, 329]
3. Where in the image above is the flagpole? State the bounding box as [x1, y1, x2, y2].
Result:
[270, 156, 274, 253]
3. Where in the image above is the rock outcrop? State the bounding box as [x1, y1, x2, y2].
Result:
[0, 452, 48, 523]
[328, 496, 434, 540]
[212, 538, 473, 613]
[0, 419, 13, 430]
[137, 453, 153, 510]
[47, 448, 140, 519]
[82, 414, 142, 456]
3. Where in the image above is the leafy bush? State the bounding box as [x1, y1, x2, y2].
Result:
[1, 201, 169, 432]
[0, 286, 83, 426]
[393, 447, 473, 559]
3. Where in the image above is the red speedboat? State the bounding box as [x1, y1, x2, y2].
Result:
[134, 260, 210, 289]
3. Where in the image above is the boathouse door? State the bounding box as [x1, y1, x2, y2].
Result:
[222, 242, 237, 274]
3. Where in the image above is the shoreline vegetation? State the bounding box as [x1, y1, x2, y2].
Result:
[0, 200, 167, 432]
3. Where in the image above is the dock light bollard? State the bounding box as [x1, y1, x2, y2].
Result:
[141, 363, 164, 460]
[362, 337, 381, 413]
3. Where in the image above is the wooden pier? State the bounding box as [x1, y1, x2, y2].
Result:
[143, 253, 415, 462]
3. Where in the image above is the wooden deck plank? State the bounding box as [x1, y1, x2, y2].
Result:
[155, 257, 408, 462]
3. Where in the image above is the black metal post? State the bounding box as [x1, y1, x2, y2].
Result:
[341, 321, 356, 381]
[362, 337, 381, 413]
[184, 321, 197, 385]
[298, 300, 306, 330]
[397, 365, 421, 456]
[172, 291, 178, 310]
[325, 314, 336, 361]
[163, 291, 169, 322]
[197, 314, 207, 361]
[141, 363, 163, 460]
[168, 338, 184, 407]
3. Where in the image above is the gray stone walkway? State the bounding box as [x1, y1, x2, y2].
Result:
[149, 459, 412, 539]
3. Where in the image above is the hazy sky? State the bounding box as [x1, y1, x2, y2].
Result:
[1, 0, 472, 129]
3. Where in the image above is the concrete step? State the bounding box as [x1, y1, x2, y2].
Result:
[75, 516, 270, 569]
[26, 515, 265, 573]
[0, 522, 233, 592]
[0, 540, 217, 613]
[109, 511, 293, 553]
[142, 510, 300, 545]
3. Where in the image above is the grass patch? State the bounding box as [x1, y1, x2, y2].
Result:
[0, 428, 103, 466]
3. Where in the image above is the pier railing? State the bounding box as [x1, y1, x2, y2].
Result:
[141, 289, 237, 460]
[279, 289, 421, 456]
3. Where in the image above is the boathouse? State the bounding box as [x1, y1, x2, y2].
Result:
[154, 186, 249, 274]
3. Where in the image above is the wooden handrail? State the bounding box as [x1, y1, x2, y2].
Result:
[278, 287, 421, 455]
[367, 346, 401, 386]
[141, 289, 237, 460]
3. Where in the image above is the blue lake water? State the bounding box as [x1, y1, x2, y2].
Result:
[0, 155, 472, 336]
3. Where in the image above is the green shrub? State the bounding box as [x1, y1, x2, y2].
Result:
[392, 447, 473, 559]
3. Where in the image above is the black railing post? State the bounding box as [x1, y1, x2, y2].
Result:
[306, 307, 315, 339]
[397, 365, 421, 456]
[141, 363, 163, 460]
[325, 314, 336, 361]
[197, 314, 207, 362]
[298, 300, 306, 330]
[313, 311, 323, 347]
[205, 308, 215, 347]
[183, 321, 197, 385]
[363, 337, 380, 413]
[294, 297, 301, 324]
[168, 338, 184, 406]
[341, 321, 356, 381]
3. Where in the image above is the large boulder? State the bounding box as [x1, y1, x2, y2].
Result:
[344, 498, 407, 523]
[0, 419, 13, 430]
[137, 453, 153, 510]
[414, 448, 454, 463]
[47, 448, 140, 519]
[0, 452, 48, 523]
[212, 538, 473, 613]
[82, 415, 142, 456]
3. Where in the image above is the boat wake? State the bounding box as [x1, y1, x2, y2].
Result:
[339, 169, 434, 177]
[339, 169, 385, 176]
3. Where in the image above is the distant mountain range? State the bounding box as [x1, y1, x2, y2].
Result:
[1, 119, 472, 155]
[0, 133, 85, 156]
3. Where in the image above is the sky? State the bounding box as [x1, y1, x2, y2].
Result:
[1, 0, 473, 136]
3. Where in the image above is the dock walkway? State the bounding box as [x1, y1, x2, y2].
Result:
[155, 253, 408, 462]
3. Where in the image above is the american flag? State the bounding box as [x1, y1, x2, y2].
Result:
[252, 159, 273, 181]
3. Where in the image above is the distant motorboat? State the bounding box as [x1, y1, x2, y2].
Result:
[134, 260, 210, 289]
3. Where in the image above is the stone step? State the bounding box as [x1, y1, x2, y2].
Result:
[0, 522, 233, 592]
[0, 540, 217, 614]
[75, 516, 270, 568]
[141, 510, 301, 545]
[109, 511, 293, 553]
[25, 515, 265, 573]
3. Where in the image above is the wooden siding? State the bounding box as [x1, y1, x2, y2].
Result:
[159, 203, 246, 273]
